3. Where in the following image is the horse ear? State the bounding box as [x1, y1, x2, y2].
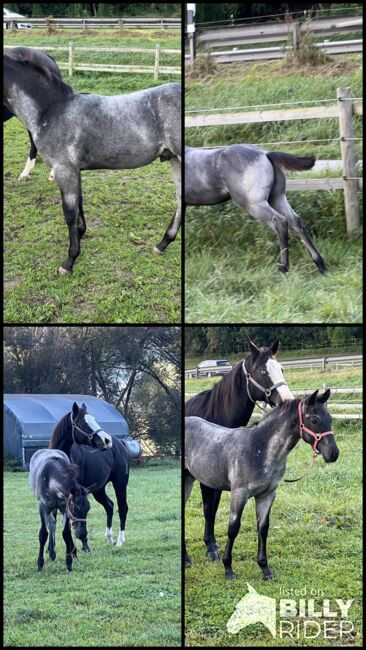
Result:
[249, 339, 260, 360]
[305, 389, 319, 406]
[318, 388, 331, 403]
[72, 402, 79, 416]
[270, 339, 280, 356]
[81, 402, 87, 412]
[69, 463, 80, 478]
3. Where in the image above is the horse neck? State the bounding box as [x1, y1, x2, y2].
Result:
[5, 63, 70, 135]
[49, 413, 73, 457]
[209, 364, 255, 427]
[258, 400, 300, 460]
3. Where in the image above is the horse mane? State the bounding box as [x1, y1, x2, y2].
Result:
[48, 413, 70, 450]
[185, 362, 245, 422]
[5, 50, 73, 95]
[255, 398, 299, 429]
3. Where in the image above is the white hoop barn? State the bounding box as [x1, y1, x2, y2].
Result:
[4, 394, 140, 468]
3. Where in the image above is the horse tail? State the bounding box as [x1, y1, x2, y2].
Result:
[266, 151, 315, 171]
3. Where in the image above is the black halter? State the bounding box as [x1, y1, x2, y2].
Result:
[242, 359, 288, 408]
[70, 413, 104, 444]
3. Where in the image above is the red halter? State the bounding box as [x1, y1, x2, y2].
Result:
[285, 400, 334, 483]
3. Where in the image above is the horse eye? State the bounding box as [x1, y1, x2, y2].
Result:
[261, 370, 267, 375]
[311, 416, 319, 424]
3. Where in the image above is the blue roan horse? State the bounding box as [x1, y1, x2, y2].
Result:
[49, 402, 130, 548]
[185, 144, 326, 273]
[4, 47, 181, 274]
[29, 449, 91, 571]
[185, 390, 339, 580]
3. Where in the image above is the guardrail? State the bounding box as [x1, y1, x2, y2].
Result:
[186, 15, 362, 63]
[4, 43, 181, 79]
[4, 16, 181, 30]
[185, 354, 363, 377]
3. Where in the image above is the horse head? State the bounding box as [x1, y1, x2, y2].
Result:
[71, 402, 113, 451]
[300, 389, 339, 463]
[243, 339, 293, 408]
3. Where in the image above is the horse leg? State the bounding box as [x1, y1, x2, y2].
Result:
[200, 484, 221, 561]
[47, 508, 57, 557]
[18, 131, 37, 180]
[112, 481, 128, 547]
[78, 172, 87, 239]
[62, 515, 75, 572]
[222, 488, 248, 580]
[37, 504, 48, 572]
[93, 487, 115, 544]
[154, 156, 181, 253]
[54, 165, 83, 275]
[184, 470, 195, 566]
[255, 490, 276, 580]
[47, 511, 57, 561]
[271, 194, 327, 273]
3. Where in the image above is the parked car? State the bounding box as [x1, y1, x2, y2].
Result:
[4, 8, 32, 29]
[197, 359, 232, 377]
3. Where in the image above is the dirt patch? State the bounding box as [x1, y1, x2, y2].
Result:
[4, 277, 22, 290]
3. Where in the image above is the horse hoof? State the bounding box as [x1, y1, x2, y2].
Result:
[279, 264, 288, 273]
[206, 550, 220, 561]
[18, 174, 29, 181]
[59, 266, 71, 276]
[153, 246, 163, 254]
[225, 571, 236, 580]
[264, 573, 273, 581]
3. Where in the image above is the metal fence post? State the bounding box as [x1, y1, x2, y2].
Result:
[337, 87, 360, 235]
[154, 44, 160, 80]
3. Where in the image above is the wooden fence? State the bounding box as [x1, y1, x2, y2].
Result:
[4, 43, 181, 80]
[185, 88, 362, 234]
[4, 16, 181, 30]
[187, 15, 362, 63]
[185, 387, 363, 420]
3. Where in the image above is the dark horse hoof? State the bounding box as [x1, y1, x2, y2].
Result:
[206, 550, 220, 561]
[278, 264, 288, 273]
[82, 544, 91, 553]
[317, 259, 327, 274]
[225, 569, 236, 580]
[263, 573, 274, 581]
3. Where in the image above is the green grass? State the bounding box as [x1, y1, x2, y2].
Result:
[4, 30, 181, 323]
[185, 58, 362, 323]
[4, 460, 181, 647]
[185, 414, 362, 646]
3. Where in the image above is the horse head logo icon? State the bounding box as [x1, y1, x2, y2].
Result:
[227, 583, 276, 636]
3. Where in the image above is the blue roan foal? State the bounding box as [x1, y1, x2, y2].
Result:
[185, 144, 326, 273]
[29, 449, 91, 571]
[185, 390, 339, 580]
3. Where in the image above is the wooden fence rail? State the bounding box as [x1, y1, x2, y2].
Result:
[4, 43, 181, 80]
[185, 88, 362, 234]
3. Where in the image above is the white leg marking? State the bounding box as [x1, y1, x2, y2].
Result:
[18, 157, 35, 180]
[105, 527, 115, 544]
[115, 530, 125, 548]
[48, 168, 55, 182]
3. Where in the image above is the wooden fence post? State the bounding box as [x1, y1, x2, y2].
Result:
[292, 20, 301, 50]
[337, 87, 360, 235]
[69, 41, 74, 77]
[154, 44, 160, 80]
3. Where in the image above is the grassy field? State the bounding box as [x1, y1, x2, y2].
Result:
[4, 30, 181, 324]
[184, 367, 362, 646]
[4, 460, 181, 647]
[185, 57, 363, 323]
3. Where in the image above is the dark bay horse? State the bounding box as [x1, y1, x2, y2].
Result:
[185, 389, 339, 579]
[49, 402, 130, 548]
[185, 339, 293, 563]
[4, 48, 181, 274]
[29, 449, 91, 571]
[185, 144, 326, 273]
[3, 48, 61, 180]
